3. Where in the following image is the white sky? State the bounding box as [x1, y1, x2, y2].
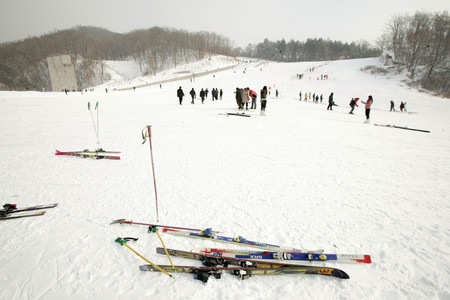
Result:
[0, 0, 448, 47]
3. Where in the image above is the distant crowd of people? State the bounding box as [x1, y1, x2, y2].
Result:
[177, 87, 223, 105]
[175, 84, 411, 123]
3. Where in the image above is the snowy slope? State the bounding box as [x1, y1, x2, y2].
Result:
[0, 57, 449, 300]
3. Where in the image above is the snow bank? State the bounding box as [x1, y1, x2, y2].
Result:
[0, 56, 449, 300]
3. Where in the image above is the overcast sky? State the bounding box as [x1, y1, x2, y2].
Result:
[0, 0, 448, 47]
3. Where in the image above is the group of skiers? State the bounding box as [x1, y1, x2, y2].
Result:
[390, 100, 407, 112]
[234, 86, 268, 114]
[325, 93, 374, 122]
[177, 85, 403, 123]
[347, 95, 373, 122]
[177, 87, 223, 105]
[300, 92, 323, 103]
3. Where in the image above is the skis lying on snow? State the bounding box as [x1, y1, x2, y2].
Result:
[374, 124, 430, 133]
[0, 203, 58, 217]
[145, 247, 349, 281]
[227, 112, 250, 117]
[63, 148, 121, 154]
[139, 264, 349, 282]
[193, 247, 371, 264]
[55, 150, 120, 160]
[0, 211, 46, 220]
[162, 228, 308, 253]
[0, 203, 57, 220]
[110, 219, 219, 233]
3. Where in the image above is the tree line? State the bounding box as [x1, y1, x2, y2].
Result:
[0, 26, 234, 91]
[236, 38, 381, 62]
[377, 11, 449, 94]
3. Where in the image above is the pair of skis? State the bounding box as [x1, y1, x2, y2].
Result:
[112, 220, 370, 281]
[162, 228, 371, 264]
[0, 203, 58, 220]
[55, 149, 120, 160]
[162, 227, 310, 253]
[111, 220, 371, 263]
[139, 247, 350, 282]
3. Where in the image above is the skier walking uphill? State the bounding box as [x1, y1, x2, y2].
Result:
[260, 86, 268, 115]
[189, 88, 196, 104]
[327, 92, 334, 110]
[400, 101, 407, 112]
[390, 100, 395, 111]
[177, 87, 185, 105]
[361, 95, 374, 123]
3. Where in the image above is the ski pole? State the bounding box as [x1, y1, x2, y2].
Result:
[95, 101, 99, 143]
[88, 102, 99, 144]
[142, 125, 159, 222]
[110, 219, 220, 233]
[115, 237, 173, 278]
[149, 226, 174, 267]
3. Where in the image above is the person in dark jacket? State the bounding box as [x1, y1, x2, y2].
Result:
[189, 88, 196, 104]
[200, 89, 206, 104]
[390, 100, 395, 111]
[327, 92, 334, 110]
[177, 87, 184, 105]
[349, 98, 358, 114]
[235, 88, 243, 109]
[260, 86, 268, 115]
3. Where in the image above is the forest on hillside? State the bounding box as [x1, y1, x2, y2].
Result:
[0, 26, 234, 91]
[0, 10, 448, 95]
[377, 11, 449, 95]
[236, 38, 381, 62]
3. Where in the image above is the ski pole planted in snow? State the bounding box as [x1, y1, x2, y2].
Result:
[141, 125, 159, 222]
[115, 237, 173, 278]
[95, 101, 99, 143]
[88, 101, 100, 144]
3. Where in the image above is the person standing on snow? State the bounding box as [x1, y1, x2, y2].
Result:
[177, 87, 184, 105]
[235, 87, 243, 109]
[242, 87, 250, 110]
[199, 89, 206, 104]
[260, 86, 268, 115]
[361, 95, 374, 123]
[349, 98, 358, 114]
[327, 92, 334, 110]
[189, 88, 196, 104]
[390, 100, 395, 111]
[249, 89, 258, 109]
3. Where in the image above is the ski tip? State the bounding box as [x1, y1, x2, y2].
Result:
[362, 255, 372, 264]
[352, 255, 372, 264]
[139, 265, 148, 271]
[333, 269, 350, 279]
[110, 219, 125, 225]
[55, 150, 61, 155]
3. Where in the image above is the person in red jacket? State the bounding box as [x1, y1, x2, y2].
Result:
[249, 89, 258, 109]
[361, 95, 374, 123]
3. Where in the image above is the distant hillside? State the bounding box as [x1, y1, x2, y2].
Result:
[0, 26, 234, 91]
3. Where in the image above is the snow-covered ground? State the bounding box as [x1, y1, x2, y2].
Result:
[0, 56, 449, 300]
